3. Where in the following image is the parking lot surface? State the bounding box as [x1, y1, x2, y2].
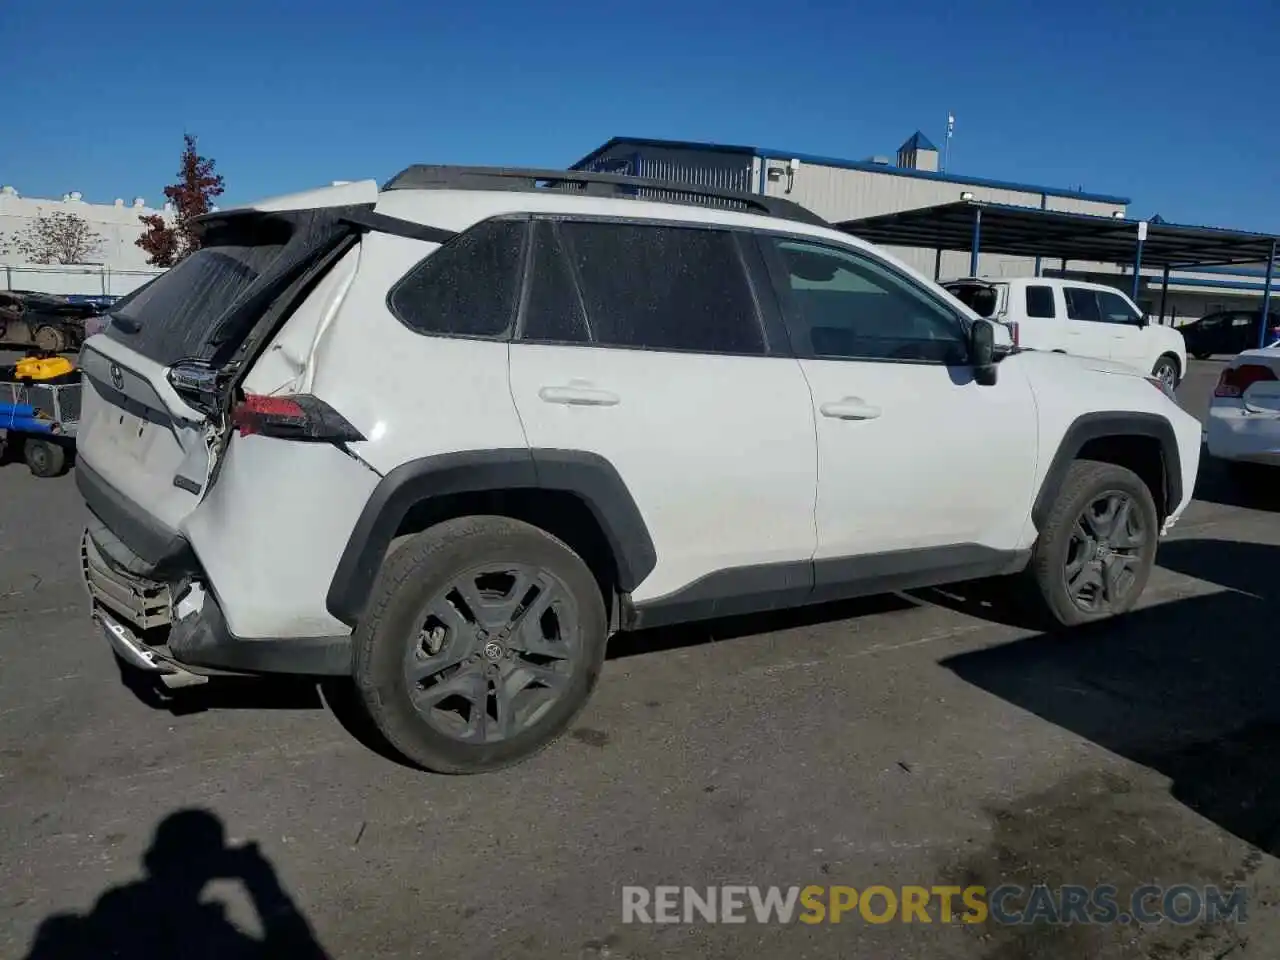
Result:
[2, 358, 1279, 959]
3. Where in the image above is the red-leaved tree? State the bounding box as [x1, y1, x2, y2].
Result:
[136, 133, 225, 267]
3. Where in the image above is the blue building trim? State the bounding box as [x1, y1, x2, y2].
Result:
[754, 146, 1131, 205]
[1144, 276, 1280, 292]
[569, 136, 1132, 206]
[1166, 264, 1279, 279]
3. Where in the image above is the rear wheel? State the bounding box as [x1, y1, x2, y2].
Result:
[33, 325, 66, 353]
[352, 515, 608, 774]
[1151, 354, 1180, 392]
[1193, 351, 1212, 361]
[1024, 459, 1159, 627]
[24, 438, 68, 478]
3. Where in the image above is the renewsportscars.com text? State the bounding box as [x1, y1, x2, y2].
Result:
[621, 884, 1247, 926]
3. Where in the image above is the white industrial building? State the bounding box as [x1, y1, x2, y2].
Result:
[0, 185, 171, 296]
[571, 134, 1277, 325]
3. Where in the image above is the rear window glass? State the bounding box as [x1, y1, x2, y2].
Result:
[557, 221, 764, 355]
[1025, 285, 1055, 318]
[106, 219, 294, 364]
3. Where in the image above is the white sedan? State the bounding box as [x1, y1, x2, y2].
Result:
[1206, 345, 1280, 472]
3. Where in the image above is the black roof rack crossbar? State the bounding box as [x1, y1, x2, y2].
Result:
[382, 164, 828, 227]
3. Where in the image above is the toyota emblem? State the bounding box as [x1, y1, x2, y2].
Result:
[109, 363, 124, 391]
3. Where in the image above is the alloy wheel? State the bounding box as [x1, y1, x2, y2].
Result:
[1063, 490, 1147, 613]
[403, 563, 580, 744]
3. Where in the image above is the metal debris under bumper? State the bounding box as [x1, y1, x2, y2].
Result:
[80, 529, 173, 630]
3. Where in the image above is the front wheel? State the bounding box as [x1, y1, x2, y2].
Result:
[1024, 459, 1159, 628]
[1151, 355, 1180, 392]
[352, 516, 608, 774]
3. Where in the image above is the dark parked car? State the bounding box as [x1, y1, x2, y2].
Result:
[1181, 309, 1280, 359]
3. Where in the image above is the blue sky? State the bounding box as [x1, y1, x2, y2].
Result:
[2, 0, 1277, 231]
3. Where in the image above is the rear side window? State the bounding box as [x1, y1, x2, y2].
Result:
[106, 218, 294, 364]
[1025, 285, 1056, 318]
[555, 221, 765, 355]
[1064, 287, 1101, 322]
[389, 219, 526, 338]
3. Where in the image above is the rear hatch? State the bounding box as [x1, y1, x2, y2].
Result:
[76, 186, 378, 569]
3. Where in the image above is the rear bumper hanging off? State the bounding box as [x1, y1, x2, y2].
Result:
[80, 529, 353, 678]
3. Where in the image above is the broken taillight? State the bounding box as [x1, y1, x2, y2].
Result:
[231, 394, 365, 443]
[1214, 364, 1278, 399]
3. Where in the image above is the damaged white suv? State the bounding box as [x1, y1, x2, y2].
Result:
[77, 166, 1203, 774]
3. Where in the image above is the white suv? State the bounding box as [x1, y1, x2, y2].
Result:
[943, 276, 1187, 391]
[76, 166, 1203, 774]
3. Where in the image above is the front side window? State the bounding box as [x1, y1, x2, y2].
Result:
[389, 219, 526, 338]
[1025, 285, 1056, 318]
[1064, 287, 1102, 323]
[767, 238, 968, 364]
[555, 221, 766, 355]
[1095, 290, 1141, 325]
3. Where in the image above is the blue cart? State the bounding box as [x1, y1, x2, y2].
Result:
[0, 377, 80, 477]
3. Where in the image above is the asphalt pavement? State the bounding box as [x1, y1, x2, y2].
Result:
[3, 358, 1280, 959]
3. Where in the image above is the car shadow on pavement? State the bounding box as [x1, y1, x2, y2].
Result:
[1192, 445, 1280, 511]
[21, 808, 331, 960]
[940, 537, 1280, 858]
[607, 592, 916, 660]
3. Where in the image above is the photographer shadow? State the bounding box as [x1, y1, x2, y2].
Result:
[23, 808, 330, 960]
[940, 537, 1280, 858]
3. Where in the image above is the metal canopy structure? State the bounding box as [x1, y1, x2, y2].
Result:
[838, 201, 1279, 270]
[837, 200, 1280, 347]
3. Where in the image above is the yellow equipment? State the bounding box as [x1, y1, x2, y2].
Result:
[13, 354, 75, 381]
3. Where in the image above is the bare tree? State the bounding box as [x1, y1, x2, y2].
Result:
[2, 212, 105, 265]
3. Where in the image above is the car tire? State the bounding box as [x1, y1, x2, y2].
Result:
[351, 515, 608, 774]
[1193, 352, 1212, 361]
[24, 438, 68, 478]
[1151, 354, 1180, 392]
[1023, 459, 1159, 628]
[33, 325, 67, 354]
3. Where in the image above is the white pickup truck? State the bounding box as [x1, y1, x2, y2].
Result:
[944, 276, 1187, 392]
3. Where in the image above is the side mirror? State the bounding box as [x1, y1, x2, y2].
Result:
[971, 319, 999, 386]
[1137, 313, 1150, 328]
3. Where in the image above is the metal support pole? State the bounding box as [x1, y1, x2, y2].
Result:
[1159, 266, 1170, 325]
[1034, 193, 1046, 277]
[934, 248, 943, 281]
[1131, 232, 1145, 301]
[1260, 240, 1277, 349]
[969, 207, 982, 277]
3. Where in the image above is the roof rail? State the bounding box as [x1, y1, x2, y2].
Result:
[381, 164, 828, 227]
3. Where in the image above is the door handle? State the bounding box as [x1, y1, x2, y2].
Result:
[819, 398, 881, 421]
[538, 384, 620, 407]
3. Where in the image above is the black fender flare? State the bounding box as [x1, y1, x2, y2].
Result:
[1031, 411, 1182, 529]
[325, 448, 657, 626]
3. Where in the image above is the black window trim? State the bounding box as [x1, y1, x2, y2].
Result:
[752, 229, 974, 367]
[511, 213, 784, 359]
[384, 214, 532, 343]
